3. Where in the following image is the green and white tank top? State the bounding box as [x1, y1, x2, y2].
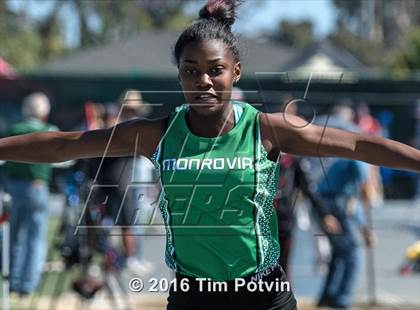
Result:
[152, 102, 280, 281]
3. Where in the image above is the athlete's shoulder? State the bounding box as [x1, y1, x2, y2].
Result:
[122, 116, 169, 158]
[258, 111, 312, 155]
[259, 111, 310, 130]
[258, 111, 284, 129]
[233, 101, 257, 112]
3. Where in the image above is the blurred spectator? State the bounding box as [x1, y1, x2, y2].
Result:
[274, 153, 341, 277]
[4, 92, 58, 295]
[376, 110, 394, 139]
[119, 89, 152, 120]
[274, 99, 341, 277]
[85, 90, 155, 276]
[355, 103, 384, 208]
[416, 102, 420, 201]
[84, 101, 105, 130]
[308, 103, 361, 272]
[317, 158, 375, 309]
[355, 103, 382, 136]
[316, 104, 375, 309]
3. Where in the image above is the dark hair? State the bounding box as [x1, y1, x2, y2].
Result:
[173, 0, 241, 66]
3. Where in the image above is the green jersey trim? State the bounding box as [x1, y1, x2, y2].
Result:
[254, 114, 281, 272]
[151, 113, 182, 272]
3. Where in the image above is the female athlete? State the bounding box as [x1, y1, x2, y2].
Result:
[0, 1, 419, 309]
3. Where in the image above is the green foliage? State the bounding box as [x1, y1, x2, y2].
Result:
[275, 20, 315, 48]
[0, 1, 66, 70]
[0, 0, 193, 70]
[0, 11, 42, 69]
[390, 29, 420, 77]
[72, 0, 193, 47]
[328, 24, 384, 66]
[164, 14, 192, 31]
[332, 0, 362, 19]
[330, 0, 420, 50]
[39, 19, 67, 62]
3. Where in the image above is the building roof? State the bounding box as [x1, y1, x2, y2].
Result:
[284, 41, 366, 72]
[41, 31, 179, 76]
[38, 31, 366, 77]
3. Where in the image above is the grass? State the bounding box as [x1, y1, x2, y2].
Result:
[1, 216, 81, 303]
[1, 215, 129, 309]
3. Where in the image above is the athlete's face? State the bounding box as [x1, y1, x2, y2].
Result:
[178, 39, 241, 115]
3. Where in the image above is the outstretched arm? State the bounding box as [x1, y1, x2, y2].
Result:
[261, 113, 420, 172]
[0, 118, 165, 164]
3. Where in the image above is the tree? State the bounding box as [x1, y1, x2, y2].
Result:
[275, 20, 315, 48]
[328, 23, 384, 66]
[1, 0, 195, 69]
[136, 0, 191, 29]
[56, 0, 193, 48]
[36, 1, 67, 61]
[390, 29, 420, 77]
[0, 3, 43, 70]
[329, 0, 420, 67]
[331, 0, 420, 49]
[0, 0, 66, 70]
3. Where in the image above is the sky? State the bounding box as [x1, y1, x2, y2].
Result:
[231, 0, 335, 38]
[9, 0, 337, 47]
[184, 0, 336, 37]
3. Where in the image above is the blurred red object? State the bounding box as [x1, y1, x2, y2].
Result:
[0, 57, 17, 79]
[399, 265, 412, 276]
[0, 213, 10, 225]
[358, 115, 382, 135]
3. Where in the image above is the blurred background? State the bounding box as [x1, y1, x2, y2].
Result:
[0, 0, 419, 309]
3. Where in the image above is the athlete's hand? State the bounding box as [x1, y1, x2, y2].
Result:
[362, 227, 376, 248]
[322, 215, 342, 234]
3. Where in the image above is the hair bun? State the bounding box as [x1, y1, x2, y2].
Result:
[199, 0, 238, 27]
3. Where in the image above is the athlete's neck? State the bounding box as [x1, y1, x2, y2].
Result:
[186, 104, 235, 138]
